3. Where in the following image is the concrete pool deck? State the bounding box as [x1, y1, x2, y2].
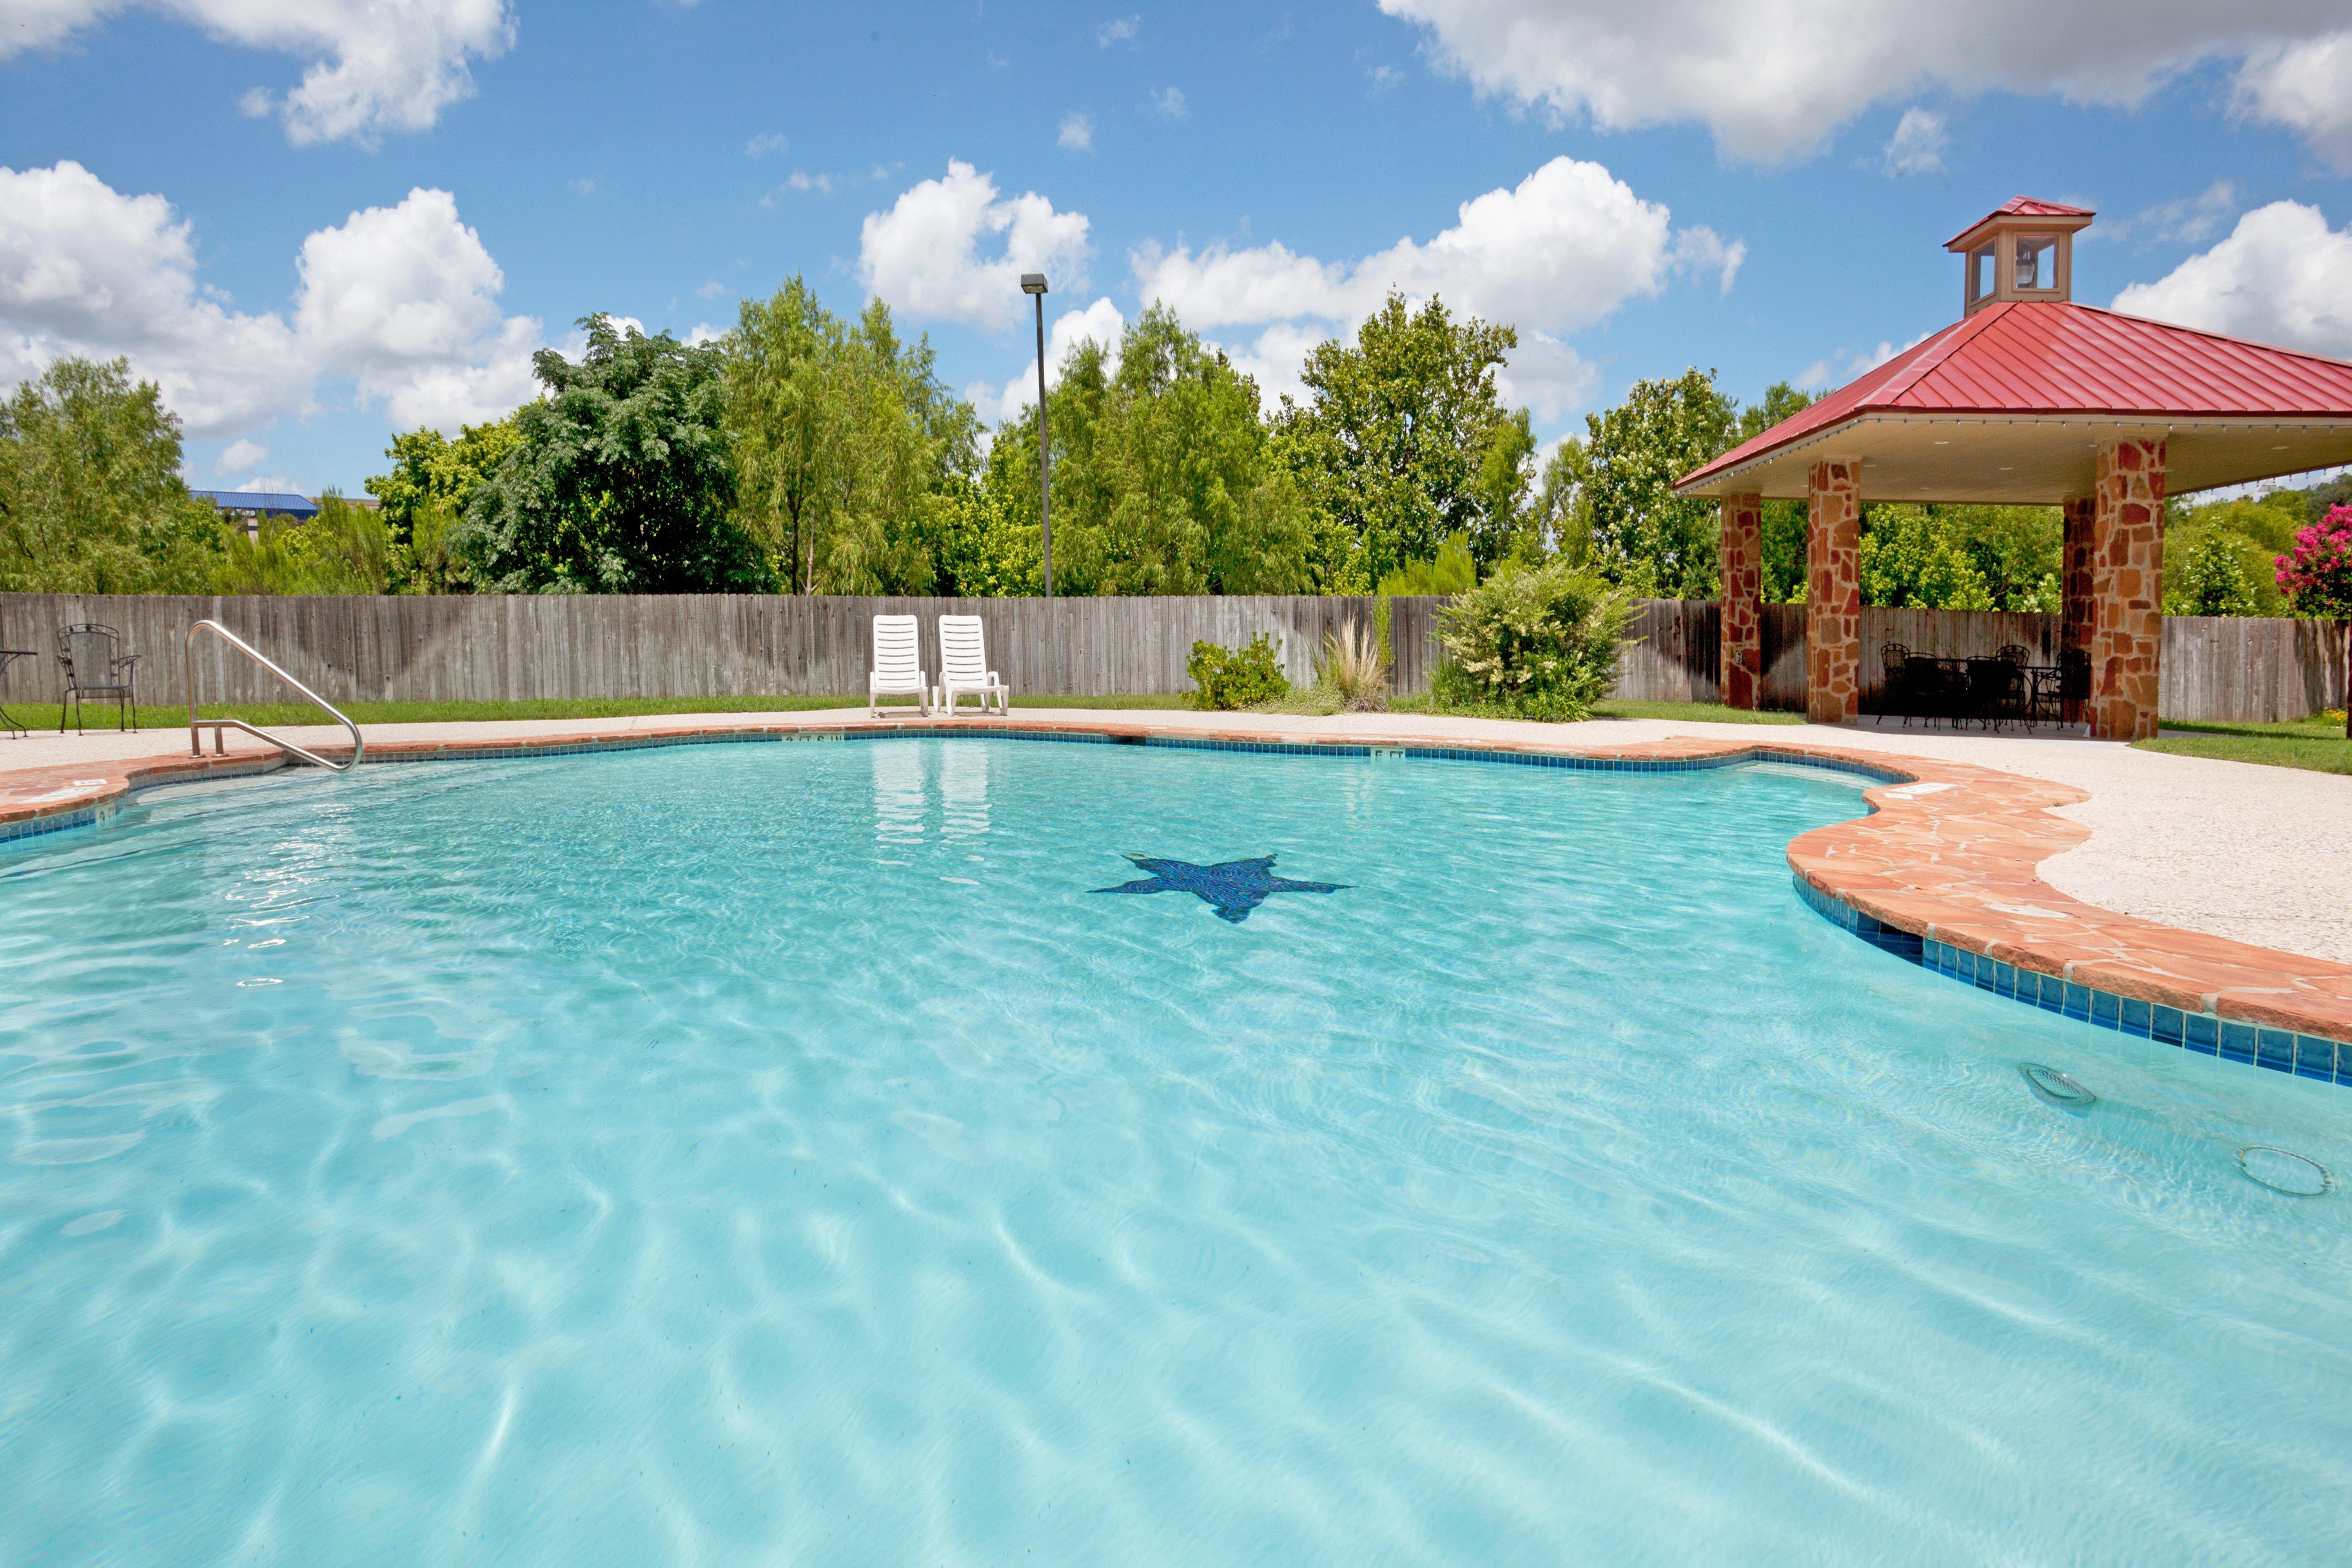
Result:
[3, 706, 2347, 1053]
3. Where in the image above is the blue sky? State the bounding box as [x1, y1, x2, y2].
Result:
[4, 1, 2350, 496]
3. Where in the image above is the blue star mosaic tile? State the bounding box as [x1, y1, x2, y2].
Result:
[1092, 853, 1345, 924]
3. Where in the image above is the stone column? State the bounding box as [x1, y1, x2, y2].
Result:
[2060, 496, 2095, 724]
[1719, 492, 1764, 709]
[1805, 459, 1862, 726]
[2090, 439, 2167, 741]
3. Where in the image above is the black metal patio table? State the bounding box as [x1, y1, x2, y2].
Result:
[0, 649, 35, 738]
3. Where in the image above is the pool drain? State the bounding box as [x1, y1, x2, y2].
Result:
[2020, 1063, 2097, 1109]
[2235, 1147, 2333, 1197]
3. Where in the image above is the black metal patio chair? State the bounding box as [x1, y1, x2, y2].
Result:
[1878, 642, 1917, 724]
[58, 623, 142, 733]
[2035, 647, 2091, 729]
[1964, 655, 2027, 730]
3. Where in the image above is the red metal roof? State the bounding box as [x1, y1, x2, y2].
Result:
[1943, 196, 2097, 250]
[1678, 300, 2352, 492]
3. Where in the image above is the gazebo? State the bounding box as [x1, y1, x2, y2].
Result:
[1675, 198, 2352, 739]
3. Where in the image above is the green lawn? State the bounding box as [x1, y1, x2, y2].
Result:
[9, 692, 1214, 732]
[1592, 699, 1806, 725]
[2138, 714, 2352, 776]
[12, 694, 865, 731]
[11, 691, 1805, 735]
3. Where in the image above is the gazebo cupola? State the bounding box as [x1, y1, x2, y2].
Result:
[1949, 198, 2094, 314]
[1675, 197, 2352, 741]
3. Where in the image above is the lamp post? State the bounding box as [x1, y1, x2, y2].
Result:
[1020, 272, 1053, 597]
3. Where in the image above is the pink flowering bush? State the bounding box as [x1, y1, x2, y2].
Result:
[2278, 504, 2352, 735]
[2276, 503, 2352, 619]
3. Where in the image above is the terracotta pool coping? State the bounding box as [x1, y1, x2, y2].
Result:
[5, 714, 2347, 1047]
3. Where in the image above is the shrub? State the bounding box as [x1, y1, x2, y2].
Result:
[1315, 620, 1390, 711]
[2277, 505, 2352, 739]
[1186, 633, 1289, 710]
[1430, 563, 1633, 721]
[2277, 504, 2352, 619]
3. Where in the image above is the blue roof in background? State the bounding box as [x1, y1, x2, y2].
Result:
[192, 490, 318, 518]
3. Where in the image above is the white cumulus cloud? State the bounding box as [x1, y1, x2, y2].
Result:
[2232, 31, 2352, 171]
[1132, 157, 1736, 422]
[1058, 112, 1094, 152]
[216, 437, 267, 472]
[1133, 157, 1724, 333]
[1131, 154, 1730, 421]
[858, 161, 1091, 331]
[1207, 322, 1328, 413]
[290, 185, 539, 428]
[0, 161, 541, 438]
[0, 1, 515, 146]
[1882, 108, 1947, 176]
[2110, 200, 2352, 357]
[1379, 0, 2352, 164]
[2094, 180, 2240, 246]
[975, 296, 1126, 423]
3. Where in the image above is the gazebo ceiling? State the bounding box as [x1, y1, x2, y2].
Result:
[1682, 414, 2352, 505]
[1677, 298, 2352, 503]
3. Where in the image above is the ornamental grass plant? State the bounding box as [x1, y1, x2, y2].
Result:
[1314, 620, 1391, 711]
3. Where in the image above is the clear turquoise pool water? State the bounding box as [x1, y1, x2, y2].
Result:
[2, 737, 2347, 1566]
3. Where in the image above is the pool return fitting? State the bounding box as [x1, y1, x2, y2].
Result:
[185, 619, 365, 773]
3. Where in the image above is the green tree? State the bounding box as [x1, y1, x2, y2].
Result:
[2163, 491, 2301, 617]
[1858, 505, 1995, 609]
[1060, 305, 1312, 594]
[2168, 527, 2259, 615]
[724, 279, 978, 594]
[1376, 532, 1477, 596]
[0, 356, 221, 592]
[1276, 292, 1529, 589]
[456, 315, 768, 593]
[1857, 503, 2059, 611]
[213, 494, 393, 595]
[918, 470, 1040, 597]
[1578, 367, 1737, 599]
[980, 307, 1312, 595]
[1527, 438, 1592, 569]
[364, 416, 524, 592]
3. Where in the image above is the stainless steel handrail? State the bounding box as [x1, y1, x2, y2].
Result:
[186, 619, 365, 772]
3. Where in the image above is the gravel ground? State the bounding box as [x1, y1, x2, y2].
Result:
[8, 707, 2346, 965]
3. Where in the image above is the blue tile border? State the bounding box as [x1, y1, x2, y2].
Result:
[1794, 872, 2350, 1089]
[0, 755, 284, 850]
[1140, 735, 1913, 783]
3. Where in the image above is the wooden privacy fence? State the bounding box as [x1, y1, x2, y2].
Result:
[3, 592, 2338, 722]
[0, 592, 1447, 706]
[2159, 614, 2347, 723]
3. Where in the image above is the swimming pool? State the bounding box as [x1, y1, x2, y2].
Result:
[3, 737, 2346, 1564]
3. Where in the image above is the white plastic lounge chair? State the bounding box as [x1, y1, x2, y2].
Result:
[937, 615, 1010, 717]
[869, 614, 930, 717]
